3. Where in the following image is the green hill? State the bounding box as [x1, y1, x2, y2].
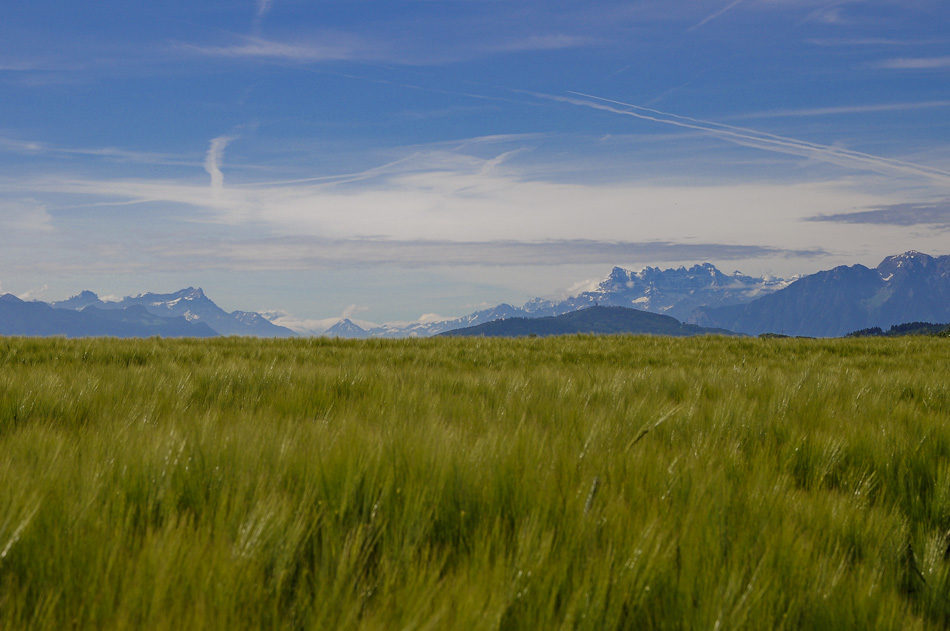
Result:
[439, 305, 735, 337]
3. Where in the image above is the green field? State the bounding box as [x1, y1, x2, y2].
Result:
[0, 336, 948, 629]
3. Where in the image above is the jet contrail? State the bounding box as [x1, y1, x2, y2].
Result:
[689, 0, 745, 31]
[535, 91, 950, 185]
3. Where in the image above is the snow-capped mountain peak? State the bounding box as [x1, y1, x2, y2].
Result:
[877, 251, 935, 278]
[546, 262, 788, 320]
[326, 318, 369, 339]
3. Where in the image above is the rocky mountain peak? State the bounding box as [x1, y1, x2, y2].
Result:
[175, 287, 206, 300]
[606, 267, 630, 284]
[877, 250, 934, 278]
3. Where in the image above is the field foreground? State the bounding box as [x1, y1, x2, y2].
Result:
[0, 336, 949, 629]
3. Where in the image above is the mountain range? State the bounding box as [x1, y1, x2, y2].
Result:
[364, 251, 946, 339]
[2, 251, 946, 339]
[0, 295, 218, 338]
[51, 288, 295, 337]
[0, 288, 294, 338]
[351, 263, 791, 338]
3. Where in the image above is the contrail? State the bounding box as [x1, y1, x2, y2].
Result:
[689, 0, 745, 31]
[252, 153, 424, 188]
[736, 100, 950, 120]
[533, 91, 950, 185]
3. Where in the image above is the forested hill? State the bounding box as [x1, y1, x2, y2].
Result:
[439, 305, 735, 337]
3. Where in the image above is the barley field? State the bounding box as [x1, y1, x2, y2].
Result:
[0, 335, 948, 629]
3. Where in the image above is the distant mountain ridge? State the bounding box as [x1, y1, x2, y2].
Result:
[51, 288, 295, 337]
[0, 294, 217, 338]
[338, 262, 789, 338]
[7, 251, 946, 340]
[417, 252, 948, 340]
[692, 251, 950, 337]
[439, 305, 735, 338]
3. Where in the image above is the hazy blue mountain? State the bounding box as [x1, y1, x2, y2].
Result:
[53, 288, 296, 337]
[50, 290, 102, 310]
[440, 305, 735, 338]
[691, 251, 950, 337]
[0, 295, 217, 338]
[325, 318, 369, 339]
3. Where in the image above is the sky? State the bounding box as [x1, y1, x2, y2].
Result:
[1, 0, 948, 327]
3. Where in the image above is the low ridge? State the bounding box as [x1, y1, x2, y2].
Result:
[439, 305, 735, 338]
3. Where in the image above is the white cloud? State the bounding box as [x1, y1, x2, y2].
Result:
[805, 6, 846, 25]
[875, 56, 950, 70]
[4, 139, 946, 279]
[562, 277, 602, 297]
[8, 161, 902, 258]
[257, 0, 273, 18]
[414, 313, 449, 324]
[807, 38, 944, 47]
[0, 199, 53, 232]
[487, 34, 596, 53]
[18, 284, 49, 301]
[205, 136, 235, 196]
[341, 304, 368, 318]
[180, 29, 595, 66]
[0, 60, 42, 71]
[184, 36, 367, 63]
[0, 135, 201, 167]
[138, 237, 819, 272]
[261, 311, 337, 334]
[260, 309, 378, 334]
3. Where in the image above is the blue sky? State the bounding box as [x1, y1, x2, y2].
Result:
[1, 0, 948, 327]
